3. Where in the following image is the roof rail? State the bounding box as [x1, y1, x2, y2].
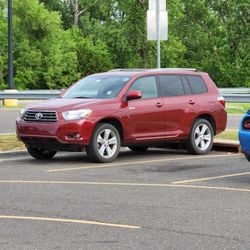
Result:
[108, 68, 149, 72]
[108, 68, 197, 72]
[150, 68, 197, 72]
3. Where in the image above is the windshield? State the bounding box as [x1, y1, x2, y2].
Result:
[62, 75, 130, 99]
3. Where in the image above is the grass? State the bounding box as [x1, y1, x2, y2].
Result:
[215, 129, 238, 141]
[0, 134, 25, 151]
[226, 103, 249, 114]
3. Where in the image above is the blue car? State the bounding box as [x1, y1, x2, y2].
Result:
[239, 110, 250, 161]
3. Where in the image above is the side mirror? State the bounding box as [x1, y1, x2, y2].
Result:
[126, 90, 142, 101]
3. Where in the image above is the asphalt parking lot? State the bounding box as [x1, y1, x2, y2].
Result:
[0, 148, 249, 250]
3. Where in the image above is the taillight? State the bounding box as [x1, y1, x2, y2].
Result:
[243, 119, 250, 129]
[217, 96, 225, 108]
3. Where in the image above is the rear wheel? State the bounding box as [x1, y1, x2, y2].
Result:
[128, 146, 148, 152]
[27, 147, 57, 160]
[185, 119, 213, 155]
[86, 123, 120, 163]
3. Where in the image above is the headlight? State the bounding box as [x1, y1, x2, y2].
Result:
[19, 108, 26, 119]
[62, 109, 92, 121]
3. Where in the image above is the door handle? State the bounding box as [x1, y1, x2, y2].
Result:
[156, 102, 163, 108]
[189, 100, 196, 105]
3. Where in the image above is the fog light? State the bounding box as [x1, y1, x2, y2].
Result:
[67, 133, 74, 139]
[67, 133, 81, 139]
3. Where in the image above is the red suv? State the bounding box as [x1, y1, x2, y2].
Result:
[16, 69, 227, 162]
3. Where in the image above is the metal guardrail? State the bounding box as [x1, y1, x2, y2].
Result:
[220, 94, 250, 103]
[0, 90, 61, 100]
[0, 88, 249, 103]
[219, 89, 250, 103]
[219, 88, 250, 94]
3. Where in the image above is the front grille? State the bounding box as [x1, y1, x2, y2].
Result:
[23, 110, 58, 122]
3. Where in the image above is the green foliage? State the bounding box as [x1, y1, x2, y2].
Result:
[174, 0, 250, 87]
[0, 7, 7, 89]
[12, 0, 80, 89]
[0, 0, 249, 89]
[71, 29, 113, 76]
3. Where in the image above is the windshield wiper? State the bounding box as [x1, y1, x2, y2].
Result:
[73, 96, 92, 99]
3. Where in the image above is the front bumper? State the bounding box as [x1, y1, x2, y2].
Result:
[239, 130, 250, 154]
[16, 117, 94, 147]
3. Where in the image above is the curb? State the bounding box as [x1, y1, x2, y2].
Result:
[213, 140, 241, 153]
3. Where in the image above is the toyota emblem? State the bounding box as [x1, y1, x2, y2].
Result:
[35, 113, 43, 120]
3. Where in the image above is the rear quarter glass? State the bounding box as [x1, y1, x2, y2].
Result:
[203, 74, 221, 94]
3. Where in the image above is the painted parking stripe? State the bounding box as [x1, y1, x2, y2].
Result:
[172, 172, 250, 184]
[46, 153, 241, 173]
[0, 180, 250, 193]
[176, 184, 250, 193]
[0, 215, 141, 229]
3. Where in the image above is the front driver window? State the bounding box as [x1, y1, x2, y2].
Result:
[129, 76, 158, 99]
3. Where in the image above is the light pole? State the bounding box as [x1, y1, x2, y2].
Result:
[156, 0, 160, 68]
[147, 0, 168, 69]
[8, 0, 13, 89]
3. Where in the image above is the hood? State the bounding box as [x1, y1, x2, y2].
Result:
[25, 98, 104, 112]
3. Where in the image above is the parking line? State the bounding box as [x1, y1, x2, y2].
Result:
[0, 180, 184, 187]
[172, 172, 250, 184]
[0, 215, 141, 229]
[176, 184, 250, 193]
[46, 153, 241, 173]
[0, 180, 250, 193]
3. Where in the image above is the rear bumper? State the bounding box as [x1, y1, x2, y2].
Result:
[215, 110, 227, 135]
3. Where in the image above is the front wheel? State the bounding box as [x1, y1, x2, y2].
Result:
[86, 123, 121, 163]
[185, 119, 213, 155]
[27, 147, 57, 160]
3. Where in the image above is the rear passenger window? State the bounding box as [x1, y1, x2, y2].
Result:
[186, 76, 208, 94]
[158, 75, 185, 97]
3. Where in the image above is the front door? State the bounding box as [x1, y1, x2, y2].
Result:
[126, 76, 165, 142]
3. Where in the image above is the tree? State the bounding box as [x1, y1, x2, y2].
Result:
[12, 0, 80, 89]
[40, 0, 73, 29]
[0, 3, 8, 89]
[210, 0, 250, 87]
[1, 0, 248, 89]
[71, 29, 113, 76]
[174, 0, 250, 87]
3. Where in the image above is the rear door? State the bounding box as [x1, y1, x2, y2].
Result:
[158, 75, 197, 137]
[126, 76, 165, 142]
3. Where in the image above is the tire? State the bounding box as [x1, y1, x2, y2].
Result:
[185, 119, 214, 155]
[243, 152, 250, 162]
[27, 147, 57, 160]
[86, 123, 121, 163]
[128, 146, 149, 152]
